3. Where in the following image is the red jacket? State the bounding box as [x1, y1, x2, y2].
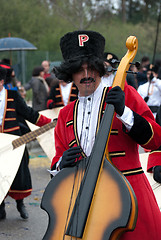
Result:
[52, 83, 161, 239]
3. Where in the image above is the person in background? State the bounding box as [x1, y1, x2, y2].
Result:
[136, 56, 150, 86]
[101, 52, 119, 87]
[155, 59, 161, 79]
[47, 79, 78, 109]
[147, 104, 161, 185]
[41, 60, 51, 79]
[0, 66, 52, 220]
[50, 30, 161, 239]
[0, 60, 29, 133]
[41, 60, 59, 87]
[141, 56, 150, 69]
[102, 52, 138, 89]
[45, 76, 59, 95]
[147, 59, 161, 184]
[137, 64, 161, 119]
[28, 66, 49, 111]
[0, 58, 27, 94]
[126, 63, 138, 89]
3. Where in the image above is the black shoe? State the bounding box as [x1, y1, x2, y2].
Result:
[0, 201, 6, 220]
[16, 199, 28, 219]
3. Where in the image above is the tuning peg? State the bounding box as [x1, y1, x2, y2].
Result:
[105, 61, 140, 74]
[111, 59, 120, 64]
[111, 59, 140, 69]
[105, 66, 117, 73]
[126, 70, 138, 74]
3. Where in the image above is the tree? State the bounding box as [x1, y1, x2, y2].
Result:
[0, 0, 51, 47]
[47, 0, 114, 29]
[121, 0, 126, 23]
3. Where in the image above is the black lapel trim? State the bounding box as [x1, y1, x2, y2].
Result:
[110, 129, 118, 135]
[122, 167, 144, 176]
[109, 151, 126, 158]
[66, 120, 73, 127]
[73, 99, 87, 158]
[69, 139, 77, 148]
[73, 99, 79, 144]
[96, 87, 108, 135]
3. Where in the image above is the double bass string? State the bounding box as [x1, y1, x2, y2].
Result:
[62, 164, 80, 240]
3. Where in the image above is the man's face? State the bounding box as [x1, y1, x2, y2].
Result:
[72, 63, 101, 97]
[147, 70, 151, 80]
[42, 61, 50, 73]
[40, 70, 45, 78]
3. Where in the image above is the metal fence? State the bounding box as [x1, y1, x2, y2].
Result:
[0, 50, 160, 85]
[0, 50, 62, 85]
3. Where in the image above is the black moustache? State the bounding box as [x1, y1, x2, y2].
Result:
[80, 77, 95, 83]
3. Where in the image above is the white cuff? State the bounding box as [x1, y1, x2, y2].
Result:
[48, 157, 62, 177]
[48, 169, 59, 177]
[116, 106, 134, 131]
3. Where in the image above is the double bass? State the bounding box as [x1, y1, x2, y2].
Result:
[41, 36, 138, 240]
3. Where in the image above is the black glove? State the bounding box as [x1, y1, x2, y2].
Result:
[59, 146, 82, 170]
[144, 96, 149, 102]
[106, 86, 125, 116]
[153, 166, 161, 183]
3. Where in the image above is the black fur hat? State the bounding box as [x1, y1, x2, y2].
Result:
[53, 30, 106, 82]
[60, 30, 105, 61]
[0, 66, 7, 81]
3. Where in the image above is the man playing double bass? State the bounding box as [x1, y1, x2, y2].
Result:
[50, 30, 161, 239]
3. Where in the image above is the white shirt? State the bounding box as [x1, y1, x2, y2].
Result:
[60, 82, 72, 106]
[101, 74, 115, 87]
[77, 82, 133, 156]
[137, 77, 161, 106]
[137, 77, 161, 117]
[0, 87, 5, 125]
[77, 83, 104, 156]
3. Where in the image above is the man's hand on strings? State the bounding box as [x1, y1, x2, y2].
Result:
[59, 146, 82, 169]
[153, 166, 161, 183]
[106, 86, 125, 116]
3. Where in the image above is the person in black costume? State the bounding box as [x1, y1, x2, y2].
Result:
[0, 66, 52, 220]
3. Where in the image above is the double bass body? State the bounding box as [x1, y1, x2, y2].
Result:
[41, 155, 137, 240]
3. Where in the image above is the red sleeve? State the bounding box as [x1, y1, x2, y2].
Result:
[51, 109, 69, 168]
[124, 83, 161, 150]
[36, 114, 51, 127]
[47, 99, 54, 109]
[147, 151, 161, 172]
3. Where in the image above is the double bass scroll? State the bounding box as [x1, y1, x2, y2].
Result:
[41, 36, 138, 240]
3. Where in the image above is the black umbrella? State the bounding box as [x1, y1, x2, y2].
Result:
[0, 37, 37, 51]
[0, 37, 37, 83]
